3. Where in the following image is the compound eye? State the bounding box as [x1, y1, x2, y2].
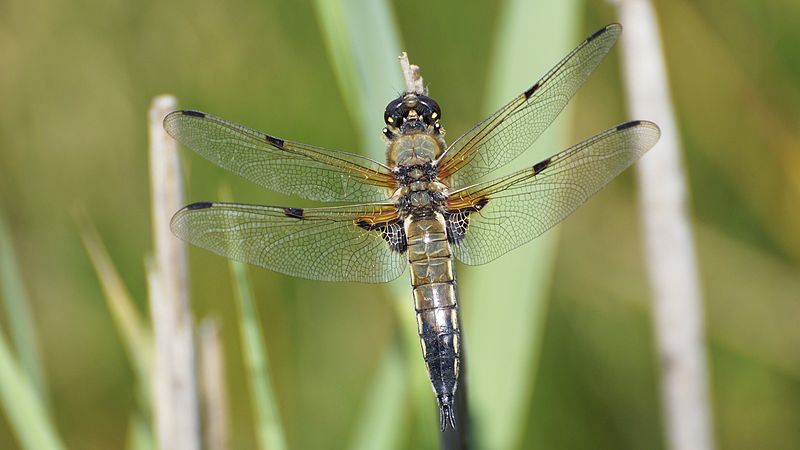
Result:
[384, 111, 404, 127]
[384, 97, 405, 126]
[417, 95, 441, 124]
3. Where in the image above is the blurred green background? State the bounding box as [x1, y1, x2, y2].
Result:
[1, 0, 799, 449]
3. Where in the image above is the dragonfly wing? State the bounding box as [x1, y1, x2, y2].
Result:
[437, 24, 622, 188]
[164, 110, 397, 203]
[445, 121, 660, 266]
[171, 201, 407, 283]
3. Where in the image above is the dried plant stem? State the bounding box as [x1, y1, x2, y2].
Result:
[613, 3, 715, 450]
[148, 95, 201, 450]
[398, 52, 424, 94]
[200, 320, 229, 450]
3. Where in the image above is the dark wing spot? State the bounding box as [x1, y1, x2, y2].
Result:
[616, 120, 641, 131]
[186, 202, 213, 210]
[533, 157, 552, 174]
[356, 219, 407, 253]
[587, 25, 609, 42]
[283, 207, 304, 219]
[265, 134, 285, 149]
[445, 212, 469, 244]
[524, 81, 541, 99]
[445, 198, 490, 244]
[182, 110, 206, 118]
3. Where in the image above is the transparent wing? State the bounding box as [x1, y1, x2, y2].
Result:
[437, 24, 622, 188]
[164, 110, 397, 203]
[171, 201, 406, 283]
[445, 121, 660, 266]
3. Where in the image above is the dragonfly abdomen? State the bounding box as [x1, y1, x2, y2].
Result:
[404, 213, 460, 429]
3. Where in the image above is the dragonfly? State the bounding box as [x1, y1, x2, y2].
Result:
[164, 23, 660, 430]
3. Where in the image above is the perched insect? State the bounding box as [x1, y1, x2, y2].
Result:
[164, 23, 660, 430]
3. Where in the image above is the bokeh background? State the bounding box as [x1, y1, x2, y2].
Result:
[1, 0, 799, 449]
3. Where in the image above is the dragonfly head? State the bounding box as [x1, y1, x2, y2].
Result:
[383, 93, 442, 138]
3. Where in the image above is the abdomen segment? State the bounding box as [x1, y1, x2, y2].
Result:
[405, 214, 460, 429]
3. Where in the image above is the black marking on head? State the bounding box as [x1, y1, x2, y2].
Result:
[616, 120, 641, 131]
[356, 219, 407, 253]
[265, 134, 285, 149]
[384, 96, 406, 127]
[533, 157, 552, 174]
[182, 110, 206, 118]
[524, 81, 541, 99]
[186, 201, 213, 210]
[384, 93, 442, 129]
[283, 207, 304, 219]
[587, 26, 608, 42]
[416, 94, 441, 124]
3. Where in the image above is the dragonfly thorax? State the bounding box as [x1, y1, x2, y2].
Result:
[392, 178, 448, 218]
[387, 133, 445, 167]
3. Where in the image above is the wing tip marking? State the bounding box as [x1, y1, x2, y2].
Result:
[588, 23, 621, 42]
[186, 201, 213, 210]
[616, 120, 642, 131]
[181, 110, 206, 118]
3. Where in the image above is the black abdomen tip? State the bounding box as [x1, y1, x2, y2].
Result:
[437, 394, 457, 430]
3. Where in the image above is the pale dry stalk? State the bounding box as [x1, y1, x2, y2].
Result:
[148, 95, 201, 450]
[613, 3, 715, 450]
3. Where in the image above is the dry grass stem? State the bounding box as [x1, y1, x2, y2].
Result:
[148, 94, 201, 450]
[398, 52, 424, 94]
[613, 3, 715, 450]
[200, 319, 229, 450]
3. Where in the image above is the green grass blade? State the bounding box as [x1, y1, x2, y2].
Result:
[312, 0, 404, 156]
[347, 337, 406, 450]
[230, 259, 288, 450]
[127, 413, 157, 450]
[0, 322, 65, 450]
[0, 209, 48, 405]
[460, 1, 580, 449]
[77, 214, 154, 405]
